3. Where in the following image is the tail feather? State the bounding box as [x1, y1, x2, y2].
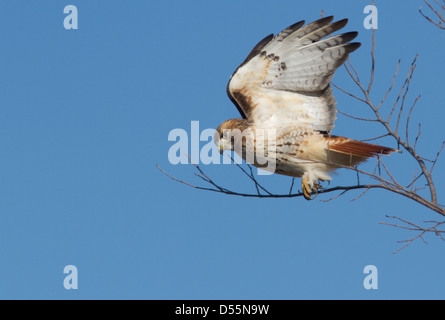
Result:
[326, 135, 398, 158]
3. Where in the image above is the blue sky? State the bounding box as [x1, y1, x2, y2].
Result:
[0, 0, 444, 299]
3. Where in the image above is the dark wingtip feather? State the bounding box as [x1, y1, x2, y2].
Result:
[242, 33, 274, 64]
[304, 16, 334, 31]
[274, 20, 305, 42]
[346, 42, 361, 53]
[285, 20, 306, 31]
[335, 31, 359, 45]
[335, 18, 349, 27]
[314, 16, 335, 25]
[325, 18, 349, 34]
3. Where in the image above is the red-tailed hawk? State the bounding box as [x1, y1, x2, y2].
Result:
[214, 16, 396, 199]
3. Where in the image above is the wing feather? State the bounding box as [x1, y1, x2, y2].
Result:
[227, 17, 360, 132]
[226, 33, 273, 119]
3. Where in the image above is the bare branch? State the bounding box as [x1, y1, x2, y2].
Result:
[359, 133, 390, 142]
[380, 60, 401, 111]
[367, 28, 376, 94]
[289, 177, 296, 195]
[406, 95, 422, 147]
[331, 82, 368, 104]
[430, 141, 445, 174]
[379, 216, 445, 253]
[420, 0, 445, 29]
[414, 123, 422, 152]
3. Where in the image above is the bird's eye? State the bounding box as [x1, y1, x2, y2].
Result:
[222, 131, 228, 138]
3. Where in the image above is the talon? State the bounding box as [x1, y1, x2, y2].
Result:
[314, 180, 325, 190]
[303, 185, 313, 200]
[302, 176, 318, 200]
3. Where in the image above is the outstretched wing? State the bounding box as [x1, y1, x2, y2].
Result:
[227, 16, 360, 132]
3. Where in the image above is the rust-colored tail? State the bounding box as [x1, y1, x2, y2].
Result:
[325, 135, 398, 166]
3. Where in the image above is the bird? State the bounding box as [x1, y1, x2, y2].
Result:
[214, 16, 397, 200]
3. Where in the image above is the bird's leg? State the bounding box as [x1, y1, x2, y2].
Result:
[302, 175, 318, 200]
[302, 175, 328, 200]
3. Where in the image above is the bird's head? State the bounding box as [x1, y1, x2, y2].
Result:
[214, 118, 248, 154]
